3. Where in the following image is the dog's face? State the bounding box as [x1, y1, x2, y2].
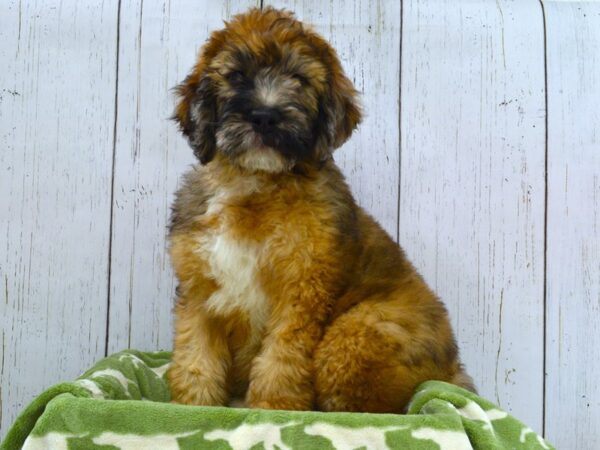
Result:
[173, 7, 361, 173]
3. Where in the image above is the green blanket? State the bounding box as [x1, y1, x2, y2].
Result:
[1, 350, 553, 450]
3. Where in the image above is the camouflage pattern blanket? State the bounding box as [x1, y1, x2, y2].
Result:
[1, 350, 553, 450]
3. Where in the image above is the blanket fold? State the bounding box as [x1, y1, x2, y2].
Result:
[1, 350, 553, 450]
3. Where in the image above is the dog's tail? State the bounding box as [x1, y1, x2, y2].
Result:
[450, 366, 477, 393]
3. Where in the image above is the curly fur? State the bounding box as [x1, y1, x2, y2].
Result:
[168, 7, 474, 412]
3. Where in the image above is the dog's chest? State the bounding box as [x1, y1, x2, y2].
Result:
[195, 189, 271, 331]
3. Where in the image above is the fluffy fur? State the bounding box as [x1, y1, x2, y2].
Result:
[168, 7, 474, 412]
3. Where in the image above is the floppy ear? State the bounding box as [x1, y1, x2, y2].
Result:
[310, 37, 362, 162]
[173, 30, 227, 164]
[173, 75, 218, 164]
[326, 71, 362, 149]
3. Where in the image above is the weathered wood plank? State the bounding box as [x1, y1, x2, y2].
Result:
[399, 0, 546, 431]
[0, 0, 118, 439]
[267, 0, 401, 238]
[543, 2, 600, 448]
[107, 0, 260, 353]
[5, 3, 598, 448]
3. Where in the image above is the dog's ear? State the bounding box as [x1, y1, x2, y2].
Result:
[326, 71, 362, 149]
[173, 75, 218, 164]
[173, 31, 227, 164]
[311, 36, 362, 161]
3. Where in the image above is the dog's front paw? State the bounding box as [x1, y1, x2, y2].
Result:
[247, 396, 312, 411]
[168, 364, 228, 406]
[246, 380, 313, 411]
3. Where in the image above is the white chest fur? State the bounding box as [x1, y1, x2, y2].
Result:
[194, 188, 270, 331]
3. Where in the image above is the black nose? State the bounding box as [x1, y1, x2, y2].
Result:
[249, 108, 281, 132]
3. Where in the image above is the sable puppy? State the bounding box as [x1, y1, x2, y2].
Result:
[168, 7, 474, 412]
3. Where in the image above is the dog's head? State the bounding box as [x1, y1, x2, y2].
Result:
[173, 7, 361, 173]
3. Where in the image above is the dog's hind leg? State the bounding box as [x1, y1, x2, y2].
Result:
[314, 297, 467, 413]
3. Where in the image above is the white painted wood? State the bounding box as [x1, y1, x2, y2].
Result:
[3, 1, 600, 448]
[267, 0, 401, 238]
[543, 2, 600, 448]
[107, 0, 260, 353]
[0, 0, 118, 440]
[399, 0, 546, 432]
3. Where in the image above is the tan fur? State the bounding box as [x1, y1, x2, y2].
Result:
[168, 7, 474, 413]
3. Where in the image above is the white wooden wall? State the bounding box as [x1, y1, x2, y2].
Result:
[1, 1, 598, 448]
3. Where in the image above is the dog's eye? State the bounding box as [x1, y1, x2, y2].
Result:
[227, 70, 246, 84]
[291, 73, 309, 85]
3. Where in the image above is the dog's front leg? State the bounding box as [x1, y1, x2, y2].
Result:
[246, 295, 330, 411]
[168, 297, 231, 406]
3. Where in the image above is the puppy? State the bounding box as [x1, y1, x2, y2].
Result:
[168, 7, 474, 413]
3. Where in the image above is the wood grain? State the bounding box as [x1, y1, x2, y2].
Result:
[399, 0, 546, 431]
[2, 1, 600, 448]
[0, 0, 118, 438]
[267, 0, 402, 238]
[107, 0, 260, 353]
[543, 2, 600, 448]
